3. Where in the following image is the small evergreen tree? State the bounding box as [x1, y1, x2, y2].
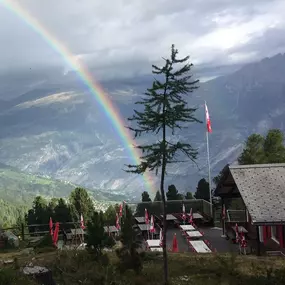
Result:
[69, 187, 94, 223]
[238, 129, 285, 165]
[154, 190, 162, 201]
[166, 184, 180, 200]
[117, 205, 142, 274]
[141, 191, 152, 202]
[104, 205, 117, 226]
[87, 211, 113, 257]
[194, 178, 210, 201]
[185, 192, 193, 200]
[238, 134, 265, 164]
[125, 44, 201, 285]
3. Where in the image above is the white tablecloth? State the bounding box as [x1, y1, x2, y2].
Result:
[135, 217, 145, 223]
[186, 231, 203, 238]
[160, 214, 177, 221]
[146, 239, 161, 247]
[180, 225, 195, 231]
[150, 247, 162, 252]
[189, 240, 211, 253]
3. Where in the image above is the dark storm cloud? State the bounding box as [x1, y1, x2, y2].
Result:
[0, 0, 284, 88]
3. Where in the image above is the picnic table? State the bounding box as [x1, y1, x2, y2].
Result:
[135, 217, 145, 223]
[160, 214, 177, 221]
[150, 247, 162, 252]
[138, 224, 151, 231]
[104, 226, 118, 233]
[71, 228, 85, 235]
[180, 225, 195, 231]
[146, 239, 161, 248]
[227, 226, 248, 243]
[192, 213, 203, 219]
[189, 240, 211, 253]
[186, 230, 203, 238]
[231, 226, 248, 233]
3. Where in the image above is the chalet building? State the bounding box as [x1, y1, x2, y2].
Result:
[215, 164, 285, 255]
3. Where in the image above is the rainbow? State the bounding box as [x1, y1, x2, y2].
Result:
[1, 0, 155, 194]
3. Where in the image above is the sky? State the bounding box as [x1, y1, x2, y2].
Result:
[0, 0, 285, 96]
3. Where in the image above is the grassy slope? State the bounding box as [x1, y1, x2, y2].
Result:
[0, 164, 75, 204]
[0, 163, 120, 227]
[1, 251, 285, 285]
[0, 162, 118, 204]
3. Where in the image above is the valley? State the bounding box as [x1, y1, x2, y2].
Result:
[0, 54, 285, 200]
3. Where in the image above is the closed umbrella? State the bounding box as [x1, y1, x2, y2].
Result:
[53, 222, 59, 246]
[182, 204, 186, 223]
[188, 208, 193, 225]
[159, 228, 163, 247]
[49, 217, 53, 236]
[172, 233, 178, 252]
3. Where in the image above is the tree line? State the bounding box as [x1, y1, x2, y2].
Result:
[213, 128, 285, 186]
[141, 182, 210, 202]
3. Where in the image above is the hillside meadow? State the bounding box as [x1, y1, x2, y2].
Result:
[1, 250, 285, 285]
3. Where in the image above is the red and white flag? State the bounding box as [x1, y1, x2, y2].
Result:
[150, 215, 155, 233]
[119, 203, 123, 217]
[116, 213, 120, 230]
[159, 228, 163, 247]
[235, 223, 240, 243]
[182, 204, 186, 221]
[205, 102, 212, 133]
[145, 208, 149, 224]
[80, 214, 85, 229]
[240, 231, 247, 248]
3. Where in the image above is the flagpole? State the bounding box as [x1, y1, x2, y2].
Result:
[205, 101, 213, 218]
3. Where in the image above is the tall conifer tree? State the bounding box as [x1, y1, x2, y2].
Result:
[126, 44, 201, 284]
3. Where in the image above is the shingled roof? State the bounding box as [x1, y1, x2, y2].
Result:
[218, 164, 285, 225]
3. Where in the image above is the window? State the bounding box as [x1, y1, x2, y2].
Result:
[271, 226, 280, 244]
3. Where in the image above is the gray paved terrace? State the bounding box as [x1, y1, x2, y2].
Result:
[200, 227, 239, 253]
[166, 228, 189, 253]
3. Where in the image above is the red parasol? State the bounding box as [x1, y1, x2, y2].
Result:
[49, 217, 53, 236]
[172, 233, 178, 252]
[53, 222, 59, 246]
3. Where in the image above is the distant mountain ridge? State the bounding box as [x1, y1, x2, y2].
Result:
[0, 161, 126, 203]
[0, 53, 285, 199]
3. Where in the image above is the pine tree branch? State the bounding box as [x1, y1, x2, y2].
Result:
[125, 44, 202, 176]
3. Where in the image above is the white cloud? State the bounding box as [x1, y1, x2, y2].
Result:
[0, 0, 285, 82]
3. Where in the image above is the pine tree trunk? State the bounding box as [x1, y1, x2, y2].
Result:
[161, 95, 169, 285]
[160, 160, 168, 285]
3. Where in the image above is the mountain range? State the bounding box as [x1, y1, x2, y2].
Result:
[0, 53, 285, 201]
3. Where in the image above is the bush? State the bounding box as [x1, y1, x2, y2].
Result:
[34, 233, 53, 248]
[0, 268, 34, 285]
[116, 246, 143, 275]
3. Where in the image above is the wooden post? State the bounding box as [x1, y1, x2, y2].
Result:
[256, 226, 261, 256]
[21, 223, 25, 241]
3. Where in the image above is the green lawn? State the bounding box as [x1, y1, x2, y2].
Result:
[1, 250, 285, 285]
